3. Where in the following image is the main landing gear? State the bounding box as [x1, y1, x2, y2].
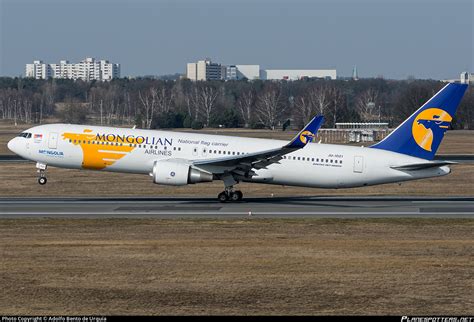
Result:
[36, 162, 48, 185]
[218, 189, 243, 203]
[217, 174, 243, 202]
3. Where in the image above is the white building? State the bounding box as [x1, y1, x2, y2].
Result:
[261, 69, 337, 81]
[25, 58, 120, 81]
[226, 65, 260, 80]
[187, 59, 337, 81]
[460, 71, 473, 84]
[186, 59, 225, 81]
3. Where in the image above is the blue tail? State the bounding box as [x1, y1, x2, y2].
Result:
[371, 83, 468, 160]
[286, 115, 324, 148]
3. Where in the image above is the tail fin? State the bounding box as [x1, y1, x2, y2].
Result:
[371, 83, 468, 160]
[286, 115, 324, 148]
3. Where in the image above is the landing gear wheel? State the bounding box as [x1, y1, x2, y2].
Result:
[38, 177, 47, 185]
[218, 191, 228, 203]
[230, 192, 240, 202]
[235, 190, 243, 201]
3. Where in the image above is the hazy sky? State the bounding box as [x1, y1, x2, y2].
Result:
[0, 0, 472, 79]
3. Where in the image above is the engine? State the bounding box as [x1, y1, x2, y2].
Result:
[151, 160, 213, 186]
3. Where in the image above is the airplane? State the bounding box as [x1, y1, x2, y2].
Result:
[7, 82, 468, 202]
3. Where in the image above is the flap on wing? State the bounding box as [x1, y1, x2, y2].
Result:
[391, 161, 456, 171]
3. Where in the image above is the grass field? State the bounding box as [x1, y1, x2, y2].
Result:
[0, 218, 472, 315]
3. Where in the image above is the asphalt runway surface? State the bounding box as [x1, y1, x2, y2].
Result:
[0, 196, 472, 218]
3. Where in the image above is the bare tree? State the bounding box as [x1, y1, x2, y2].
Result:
[356, 88, 379, 121]
[255, 85, 284, 130]
[330, 86, 344, 127]
[237, 89, 255, 128]
[308, 84, 331, 115]
[155, 85, 174, 114]
[294, 95, 313, 126]
[138, 87, 159, 128]
[198, 85, 219, 127]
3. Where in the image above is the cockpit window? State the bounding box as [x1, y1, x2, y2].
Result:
[18, 132, 32, 138]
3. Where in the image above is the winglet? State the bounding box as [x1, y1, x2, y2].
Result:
[286, 115, 324, 149]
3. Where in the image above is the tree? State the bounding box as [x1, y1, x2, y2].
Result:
[138, 87, 159, 129]
[237, 89, 255, 128]
[329, 85, 344, 127]
[294, 95, 313, 126]
[356, 88, 380, 121]
[197, 85, 219, 127]
[59, 99, 87, 124]
[255, 84, 285, 130]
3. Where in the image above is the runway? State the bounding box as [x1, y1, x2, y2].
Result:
[0, 196, 473, 218]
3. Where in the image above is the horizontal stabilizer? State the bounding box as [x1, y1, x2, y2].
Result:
[391, 161, 456, 171]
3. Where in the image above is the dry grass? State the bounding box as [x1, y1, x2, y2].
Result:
[0, 218, 472, 315]
[0, 162, 472, 197]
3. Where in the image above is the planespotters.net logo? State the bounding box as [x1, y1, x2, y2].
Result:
[402, 317, 473, 322]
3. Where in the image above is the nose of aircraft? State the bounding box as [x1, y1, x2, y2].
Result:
[7, 137, 18, 154]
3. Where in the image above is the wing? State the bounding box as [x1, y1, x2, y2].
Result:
[191, 115, 324, 178]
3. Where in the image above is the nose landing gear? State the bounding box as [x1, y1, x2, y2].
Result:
[36, 162, 48, 185]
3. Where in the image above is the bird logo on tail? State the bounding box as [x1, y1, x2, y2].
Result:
[299, 130, 315, 145]
[412, 108, 452, 152]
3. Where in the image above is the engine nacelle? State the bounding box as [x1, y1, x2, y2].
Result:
[151, 160, 213, 186]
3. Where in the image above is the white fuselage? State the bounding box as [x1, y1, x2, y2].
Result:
[8, 124, 450, 189]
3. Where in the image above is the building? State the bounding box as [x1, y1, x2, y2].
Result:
[352, 65, 359, 80]
[460, 71, 473, 84]
[261, 69, 337, 81]
[186, 59, 225, 81]
[25, 57, 120, 81]
[225, 65, 260, 80]
[186, 58, 337, 81]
